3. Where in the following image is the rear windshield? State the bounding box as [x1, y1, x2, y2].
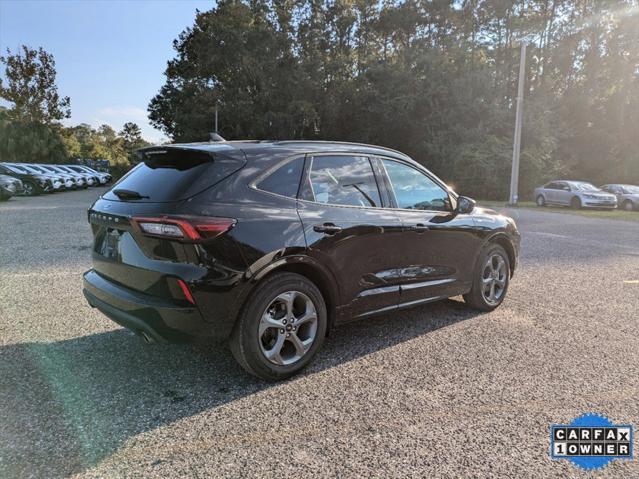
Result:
[103, 148, 245, 202]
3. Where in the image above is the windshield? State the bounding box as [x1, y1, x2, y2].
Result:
[571, 182, 599, 191]
[622, 185, 639, 194]
[27, 165, 47, 174]
[10, 164, 35, 174]
[2, 164, 24, 174]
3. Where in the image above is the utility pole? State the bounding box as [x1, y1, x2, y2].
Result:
[509, 42, 526, 206]
[209, 100, 225, 142]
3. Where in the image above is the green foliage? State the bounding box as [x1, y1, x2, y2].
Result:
[0, 46, 71, 124]
[150, 0, 639, 199]
[0, 46, 150, 170]
[0, 107, 68, 163]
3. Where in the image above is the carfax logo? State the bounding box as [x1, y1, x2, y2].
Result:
[550, 413, 634, 470]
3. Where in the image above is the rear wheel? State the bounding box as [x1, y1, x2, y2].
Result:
[230, 272, 327, 380]
[623, 200, 634, 211]
[463, 244, 510, 312]
[536, 195, 546, 207]
[570, 196, 582, 209]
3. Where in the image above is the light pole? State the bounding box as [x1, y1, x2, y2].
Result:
[509, 42, 527, 206]
[210, 100, 225, 142]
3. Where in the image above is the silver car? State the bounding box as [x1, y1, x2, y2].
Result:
[534, 181, 617, 209]
[600, 184, 639, 211]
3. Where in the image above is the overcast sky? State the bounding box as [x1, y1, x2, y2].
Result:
[0, 0, 214, 143]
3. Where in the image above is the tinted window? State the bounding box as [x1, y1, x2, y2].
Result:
[308, 156, 381, 207]
[257, 157, 304, 198]
[382, 159, 450, 211]
[545, 182, 559, 190]
[103, 148, 245, 202]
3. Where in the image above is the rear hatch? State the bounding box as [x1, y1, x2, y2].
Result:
[88, 145, 246, 299]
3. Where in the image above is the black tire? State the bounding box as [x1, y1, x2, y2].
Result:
[229, 272, 327, 381]
[570, 196, 582, 209]
[622, 200, 634, 212]
[463, 244, 510, 312]
[22, 181, 39, 196]
[536, 195, 546, 207]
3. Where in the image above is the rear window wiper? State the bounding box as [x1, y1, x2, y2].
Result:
[113, 189, 150, 200]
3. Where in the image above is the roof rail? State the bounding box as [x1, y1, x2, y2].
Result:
[270, 140, 409, 158]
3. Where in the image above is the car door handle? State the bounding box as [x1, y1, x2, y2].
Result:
[410, 224, 430, 232]
[313, 223, 342, 235]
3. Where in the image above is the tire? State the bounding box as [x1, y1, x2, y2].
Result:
[463, 244, 510, 312]
[623, 200, 634, 212]
[22, 181, 39, 196]
[570, 196, 582, 209]
[536, 195, 546, 207]
[230, 272, 327, 381]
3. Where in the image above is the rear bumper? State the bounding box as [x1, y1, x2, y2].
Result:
[83, 269, 221, 343]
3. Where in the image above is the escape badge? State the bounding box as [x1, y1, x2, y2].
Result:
[550, 413, 633, 470]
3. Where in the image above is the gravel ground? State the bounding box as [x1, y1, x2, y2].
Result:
[1, 188, 638, 478]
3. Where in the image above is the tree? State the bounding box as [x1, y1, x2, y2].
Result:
[149, 1, 639, 198]
[0, 45, 71, 124]
[119, 122, 149, 163]
[120, 122, 143, 144]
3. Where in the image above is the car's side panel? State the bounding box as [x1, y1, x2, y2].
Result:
[297, 199, 404, 319]
[391, 209, 480, 305]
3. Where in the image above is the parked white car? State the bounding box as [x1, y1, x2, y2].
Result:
[534, 181, 617, 209]
[600, 184, 639, 211]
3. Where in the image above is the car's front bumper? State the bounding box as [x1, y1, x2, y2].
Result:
[83, 269, 219, 343]
[582, 199, 617, 209]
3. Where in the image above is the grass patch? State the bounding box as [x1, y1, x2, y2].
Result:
[477, 200, 639, 222]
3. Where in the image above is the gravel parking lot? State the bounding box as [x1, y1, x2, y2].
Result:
[1, 188, 638, 478]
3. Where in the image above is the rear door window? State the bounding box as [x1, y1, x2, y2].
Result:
[256, 157, 304, 198]
[305, 155, 381, 207]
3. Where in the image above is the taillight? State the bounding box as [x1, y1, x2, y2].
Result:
[131, 216, 236, 241]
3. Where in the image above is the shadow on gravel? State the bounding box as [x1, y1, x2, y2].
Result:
[0, 298, 478, 478]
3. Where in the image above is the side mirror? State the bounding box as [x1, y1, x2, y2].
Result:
[456, 196, 476, 215]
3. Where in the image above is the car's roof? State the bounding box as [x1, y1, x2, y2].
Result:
[545, 180, 592, 184]
[141, 140, 413, 162]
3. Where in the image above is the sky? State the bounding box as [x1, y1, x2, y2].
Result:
[0, 0, 215, 143]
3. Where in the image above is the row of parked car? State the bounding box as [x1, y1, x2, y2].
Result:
[533, 181, 639, 211]
[0, 162, 112, 200]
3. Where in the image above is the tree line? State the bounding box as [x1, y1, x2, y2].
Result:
[0, 46, 149, 173]
[149, 0, 639, 199]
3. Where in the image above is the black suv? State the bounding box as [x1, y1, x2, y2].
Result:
[83, 141, 520, 380]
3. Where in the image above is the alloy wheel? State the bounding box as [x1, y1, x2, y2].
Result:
[259, 290, 318, 366]
[481, 253, 507, 305]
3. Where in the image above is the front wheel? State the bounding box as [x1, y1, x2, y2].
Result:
[623, 200, 635, 211]
[230, 272, 327, 381]
[570, 196, 582, 209]
[536, 195, 546, 207]
[22, 181, 39, 196]
[464, 244, 510, 312]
